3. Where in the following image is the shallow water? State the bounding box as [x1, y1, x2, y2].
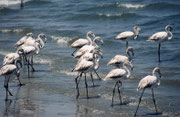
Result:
[0, 0, 180, 117]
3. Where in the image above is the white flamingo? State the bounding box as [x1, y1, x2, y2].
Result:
[3, 50, 23, 67]
[15, 32, 34, 47]
[114, 26, 141, 49]
[70, 31, 95, 56]
[147, 25, 173, 62]
[104, 62, 133, 106]
[72, 53, 99, 99]
[73, 36, 103, 58]
[134, 67, 161, 116]
[17, 42, 40, 78]
[107, 47, 134, 68]
[23, 33, 47, 49]
[0, 61, 24, 101]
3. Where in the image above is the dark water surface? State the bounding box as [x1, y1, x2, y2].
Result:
[0, 0, 180, 117]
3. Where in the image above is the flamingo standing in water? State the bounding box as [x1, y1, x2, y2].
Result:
[0, 60, 24, 101]
[134, 67, 161, 116]
[147, 25, 173, 62]
[104, 62, 133, 106]
[107, 47, 134, 68]
[70, 31, 95, 56]
[114, 26, 141, 49]
[72, 52, 99, 99]
[17, 42, 40, 78]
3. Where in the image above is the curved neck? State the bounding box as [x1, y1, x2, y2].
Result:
[126, 50, 133, 61]
[134, 28, 139, 39]
[35, 43, 40, 54]
[36, 38, 45, 48]
[86, 33, 93, 45]
[123, 64, 131, 78]
[167, 31, 173, 40]
[94, 58, 99, 70]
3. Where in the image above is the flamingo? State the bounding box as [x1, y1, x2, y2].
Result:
[73, 36, 104, 58]
[72, 53, 99, 99]
[15, 32, 34, 47]
[17, 42, 40, 78]
[70, 31, 95, 56]
[23, 33, 47, 49]
[2, 50, 23, 67]
[134, 67, 161, 116]
[0, 60, 24, 101]
[104, 62, 133, 106]
[107, 47, 134, 68]
[147, 25, 173, 62]
[114, 26, 141, 49]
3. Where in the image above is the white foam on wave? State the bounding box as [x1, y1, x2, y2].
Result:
[0, 0, 31, 6]
[117, 3, 146, 9]
[58, 70, 78, 77]
[0, 29, 24, 33]
[98, 13, 122, 17]
[51, 36, 73, 47]
[33, 56, 52, 65]
[0, 50, 11, 56]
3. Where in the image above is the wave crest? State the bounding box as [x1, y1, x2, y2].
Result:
[117, 3, 146, 9]
[51, 36, 73, 47]
[0, 0, 32, 6]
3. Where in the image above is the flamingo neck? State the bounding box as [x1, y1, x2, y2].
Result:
[167, 31, 173, 40]
[35, 43, 40, 54]
[94, 57, 99, 70]
[126, 49, 133, 61]
[86, 33, 93, 45]
[123, 64, 131, 78]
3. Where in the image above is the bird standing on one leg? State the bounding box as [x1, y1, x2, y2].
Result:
[134, 67, 161, 116]
[147, 25, 173, 62]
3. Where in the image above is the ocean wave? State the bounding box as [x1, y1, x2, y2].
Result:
[34, 57, 52, 65]
[0, 29, 24, 33]
[117, 3, 146, 9]
[0, 0, 32, 6]
[51, 36, 74, 47]
[98, 13, 123, 17]
[0, 50, 11, 56]
[58, 70, 78, 77]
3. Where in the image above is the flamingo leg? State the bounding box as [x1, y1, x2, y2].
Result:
[77, 72, 82, 84]
[4, 76, 13, 101]
[134, 88, 145, 117]
[117, 80, 123, 105]
[90, 72, 95, 87]
[151, 88, 158, 113]
[84, 73, 89, 99]
[16, 73, 23, 86]
[27, 58, 30, 78]
[111, 81, 118, 107]
[75, 74, 80, 99]
[30, 56, 35, 72]
[126, 41, 128, 49]
[158, 43, 161, 62]
[94, 70, 101, 80]
[72, 48, 78, 56]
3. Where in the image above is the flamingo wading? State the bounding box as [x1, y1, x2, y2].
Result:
[147, 25, 173, 62]
[114, 26, 141, 49]
[134, 67, 161, 116]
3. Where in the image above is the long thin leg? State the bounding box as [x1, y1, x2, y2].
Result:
[16, 72, 23, 86]
[84, 73, 89, 99]
[27, 58, 30, 78]
[30, 56, 35, 72]
[4, 77, 13, 101]
[126, 41, 128, 49]
[158, 43, 161, 62]
[117, 80, 122, 105]
[72, 48, 78, 56]
[94, 70, 101, 80]
[77, 73, 82, 84]
[75, 74, 80, 99]
[151, 88, 158, 113]
[111, 81, 118, 107]
[90, 73, 95, 87]
[134, 89, 145, 117]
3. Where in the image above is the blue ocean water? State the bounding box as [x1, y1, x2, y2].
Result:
[0, 0, 180, 116]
